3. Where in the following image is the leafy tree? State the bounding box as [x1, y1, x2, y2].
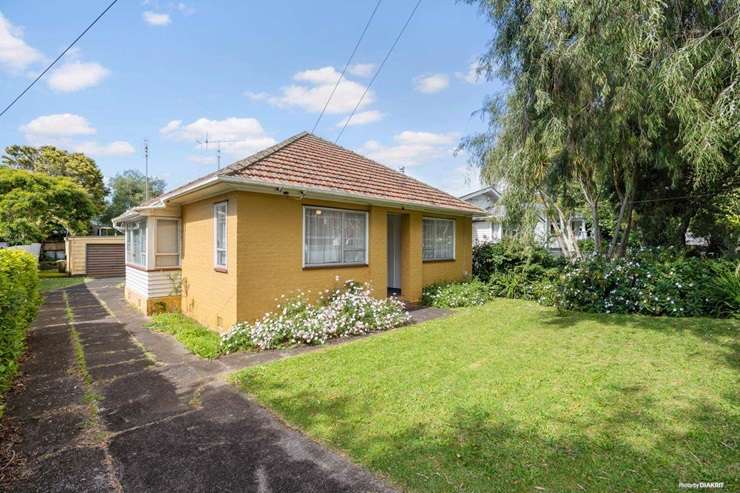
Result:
[99, 169, 166, 227]
[1, 145, 108, 212]
[462, 0, 739, 259]
[0, 168, 97, 245]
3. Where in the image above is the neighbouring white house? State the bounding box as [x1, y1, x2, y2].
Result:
[460, 186, 589, 253]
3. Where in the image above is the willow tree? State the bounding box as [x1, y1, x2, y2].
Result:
[462, 0, 739, 259]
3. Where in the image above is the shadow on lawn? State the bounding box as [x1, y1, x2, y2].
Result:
[245, 378, 737, 493]
[538, 309, 740, 370]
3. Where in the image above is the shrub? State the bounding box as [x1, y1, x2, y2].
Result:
[555, 248, 732, 317]
[488, 266, 560, 305]
[0, 250, 40, 402]
[422, 279, 491, 308]
[473, 239, 562, 282]
[221, 282, 410, 352]
[708, 262, 740, 317]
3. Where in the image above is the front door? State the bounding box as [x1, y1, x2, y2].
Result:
[387, 214, 401, 295]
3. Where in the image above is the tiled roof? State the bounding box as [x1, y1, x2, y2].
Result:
[143, 132, 482, 214]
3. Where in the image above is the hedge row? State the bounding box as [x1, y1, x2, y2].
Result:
[0, 249, 40, 405]
[424, 241, 739, 318]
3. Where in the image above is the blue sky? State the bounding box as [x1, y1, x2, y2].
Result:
[0, 1, 503, 197]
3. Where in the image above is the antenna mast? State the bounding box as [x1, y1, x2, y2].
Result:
[144, 139, 150, 201]
[196, 135, 242, 170]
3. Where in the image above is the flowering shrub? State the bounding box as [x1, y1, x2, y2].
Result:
[221, 282, 410, 352]
[422, 279, 491, 308]
[555, 248, 733, 317]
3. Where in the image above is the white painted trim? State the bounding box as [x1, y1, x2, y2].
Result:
[422, 217, 456, 261]
[216, 176, 481, 216]
[213, 201, 228, 269]
[302, 205, 369, 268]
[154, 218, 181, 268]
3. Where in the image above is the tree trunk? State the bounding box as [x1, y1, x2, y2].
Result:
[617, 205, 634, 258]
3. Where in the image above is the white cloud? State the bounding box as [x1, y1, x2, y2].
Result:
[0, 12, 43, 73]
[160, 117, 276, 157]
[74, 140, 135, 157]
[20, 114, 134, 157]
[348, 63, 375, 77]
[21, 113, 96, 140]
[176, 3, 196, 15]
[455, 60, 483, 84]
[47, 61, 110, 92]
[143, 11, 171, 26]
[421, 165, 481, 197]
[159, 120, 182, 135]
[359, 130, 460, 166]
[413, 73, 449, 94]
[251, 66, 374, 114]
[336, 110, 383, 127]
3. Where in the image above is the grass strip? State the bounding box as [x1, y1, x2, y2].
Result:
[148, 312, 222, 359]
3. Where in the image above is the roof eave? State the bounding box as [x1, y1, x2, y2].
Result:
[215, 176, 483, 216]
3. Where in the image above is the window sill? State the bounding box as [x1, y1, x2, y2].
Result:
[127, 263, 181, 272]
[214, 266, 228, 273]
[422, 258, 456, 264]
[302, 263, 368, 271]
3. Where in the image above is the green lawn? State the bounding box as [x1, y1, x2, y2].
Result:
[148, 312, 222, 359]
[39, 271, 86, 292]
[235, 298, 739, 493]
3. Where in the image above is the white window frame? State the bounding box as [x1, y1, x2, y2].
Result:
[213, 201, 228, 270]
[422, 217, 456, 261]
[302, 206, 369, 268]
[125, 219, 147, 267]
[154, 218, 181, 268]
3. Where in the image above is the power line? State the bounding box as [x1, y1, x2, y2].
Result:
[629, 191, 737, 205]
[311, 0, 383, 134]
[336, 0, 422, 144]
[0, 0, 120, 119]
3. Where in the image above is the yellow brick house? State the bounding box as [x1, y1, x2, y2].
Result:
[113, 132, 483, 333]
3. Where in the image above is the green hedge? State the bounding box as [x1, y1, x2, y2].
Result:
[0, 249, 41, 402]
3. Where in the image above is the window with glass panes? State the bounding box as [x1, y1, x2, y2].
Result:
[303, 207, 367, 266]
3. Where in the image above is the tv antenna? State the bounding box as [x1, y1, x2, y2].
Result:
[196, 134, 242, 170]
[144, 139, 149, 201]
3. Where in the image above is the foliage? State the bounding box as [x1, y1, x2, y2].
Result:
[555, 248, 733, 317]
[222, 282, 410, 352]
[0, 250, 40, 406]
[236, 298, 739, 493]
[488, 265, 559, 305]
[148, 312, 223, 359]
[99, 169, 166, 227]
[421, 279, 490, 308]
[688, 188, 740, 256]
[0, 168, 97, 244]
[472, 239, 562, 282]
[462, 0, 739, 258]
[1, 145, 107, 212]
[708, 262, 740, 317]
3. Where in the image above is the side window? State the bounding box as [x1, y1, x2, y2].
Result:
[214, 202, 227, 269]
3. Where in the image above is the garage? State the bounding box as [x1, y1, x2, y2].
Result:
[65, 236, 125, 277]
[85, 243, 125, 277]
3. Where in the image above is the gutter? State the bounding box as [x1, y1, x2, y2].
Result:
[113, 174, 484, 225]
[216, 176, 484, 216]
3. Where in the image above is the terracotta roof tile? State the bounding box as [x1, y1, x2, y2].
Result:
[140, 132, 482, 214]
[223, 133, 481, 213]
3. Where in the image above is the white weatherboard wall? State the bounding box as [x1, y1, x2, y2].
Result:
[473, 222, 493, 243]
[125, 266, 179, 298]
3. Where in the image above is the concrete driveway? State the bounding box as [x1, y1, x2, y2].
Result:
[4, 279, 395, 492]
